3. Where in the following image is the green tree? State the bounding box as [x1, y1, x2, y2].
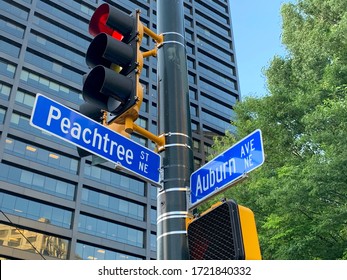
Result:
[207, 0, 347, 259]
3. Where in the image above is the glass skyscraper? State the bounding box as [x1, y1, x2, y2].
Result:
[0, 0, 240, 260]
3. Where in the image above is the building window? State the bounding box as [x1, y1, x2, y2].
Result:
[57, 0, 94, 16]
[193, 140, 200, 153]
[0, 223, 69, 259]
[150, 208, 157, 225]
[0, 192, 73, 228]
[19, 70, 82, 105]
[195, 12, 230, 37]
[0, 162, 75, 200]
[195, 2, 228, 25]
[29, 34, 85, 66]
[0, 37, 20, 58]
[201, 110, 233, 133]
[4, 137, 78, 174]
[184, 17, 193, 28]
[194, 158, 202, 170]
[33, 15, 89, 48]
[0, 83, 11, 100]
[200, 79, 238, 102]
[78, 214, 144, 248]
[0, 17, 25, 38]
[198, 64, 236, 89]
[151, 233, 156, 251]
[36, 0, 88, 31]
[84, 164, 145, 196]
[204, 143, 213, 158]
[0, 59, 16, 78]
[197, 40, 234, 63]
[10, 112, 75, 149]
[0, 107, 5, 123]
[135, 117, 148, 129]
[24, 51, 83, 84]
[200, 94, 235, 117]
[14, 90, 35, 108]
[0, 0, 29, 20]
[81, 188, 145, 221]
[75, 242, 142, 260]
[191, 121, 199, 133]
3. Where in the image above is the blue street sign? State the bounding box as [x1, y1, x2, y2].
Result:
[190, 129, 264, 208]
[30, 94, 161, 184]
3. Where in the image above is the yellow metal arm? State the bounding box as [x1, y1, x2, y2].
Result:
[124, 116, 165, 151]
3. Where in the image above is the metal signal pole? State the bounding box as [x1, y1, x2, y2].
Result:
[156, 0, 194, 260]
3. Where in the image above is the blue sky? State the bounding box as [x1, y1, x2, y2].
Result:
[229, 0, 292, 98]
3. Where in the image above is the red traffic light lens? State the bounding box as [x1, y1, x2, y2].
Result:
[89, 3, 123, 40]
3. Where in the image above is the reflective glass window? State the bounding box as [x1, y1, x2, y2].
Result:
[0, 37, 20, 58]
[10, 112, 75, 149]
[195, 2, 228, 25]
[198, 64, 236, 89]
[0, 192, 72, 228]
[0, 0, 29, 20]
[28, 33, 85, 66]
[0, 223, 69, 259]
[5, 137, 78, 174]
[200, 95, 235, 117]
[0, 107, 5, 124]
[0, 59, 16, 78]
[37, 0, 88, 31]
[33, 15, 89, 49]
[75, 242, 142, 260]
[0, 162, 75, 200]
[24, 51, 83, 84]
[195, 12, 230, 37]
[78, 214, 144, 248]
[196, 23, 231, 49]
[19, 70, 82, 105]
[59, 0, 94, 16]
[14, 90, 35, 108]
[200, 79, 238, 102]
[0, 83, 11, 99]
[197, 39, 234, 63]
[84, 164, 145, 196]
[201, 110, 235, 133]
[151, 233, 156, 251]
[81, 188, 144, 221]
[0, 16, 25, 38]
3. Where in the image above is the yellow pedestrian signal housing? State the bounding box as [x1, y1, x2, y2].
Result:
[187, 200, 261, 260]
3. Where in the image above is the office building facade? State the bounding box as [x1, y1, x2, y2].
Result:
[0, 0, 239, 259]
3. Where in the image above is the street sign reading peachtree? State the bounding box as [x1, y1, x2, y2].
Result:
[190, 129, 264, 208]
[30, 94, 161, 184]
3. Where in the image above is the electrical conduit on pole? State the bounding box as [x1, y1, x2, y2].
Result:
[156, 0, 194, 260]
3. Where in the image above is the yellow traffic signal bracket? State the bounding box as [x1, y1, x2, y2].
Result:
[107, 10, 165, 152]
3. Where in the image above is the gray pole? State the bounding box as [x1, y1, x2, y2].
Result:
[156, 0, 194, 260]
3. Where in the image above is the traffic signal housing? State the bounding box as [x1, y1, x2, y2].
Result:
[78, 3, 165, 158]
[82, 3, 143, 124]
[187, 200, 261, 260]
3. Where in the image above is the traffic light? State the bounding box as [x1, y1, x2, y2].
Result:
[78, 3, 165, 157]
[187, 200, 261, 260]
[82, 3, 144, 124]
